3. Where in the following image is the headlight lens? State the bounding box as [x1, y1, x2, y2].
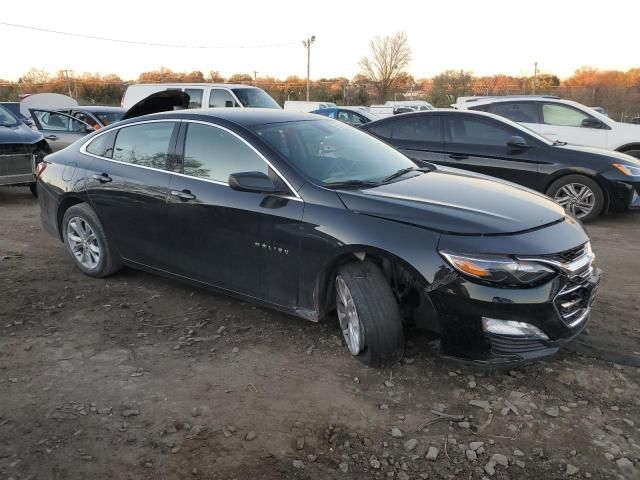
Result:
[440, 251, 555, 286]
[612, 163, 640, 176]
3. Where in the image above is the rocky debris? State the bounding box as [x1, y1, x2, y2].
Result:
[97, 407, 112, 415]
[404, 439, 418, 452]
[458, 421, 470, 429]
[515, 460, 525, 469]
[379, 404, 389, 411]
[307, 455, 317, 462]
[191, 407, 202, 417]
[513, 449, 524, 457]
[397, 472, 409, 480]
[292, 460, 304, 469]
[569, 450, 577, 456]
[469, 400, 490, 410]
[296, 437, 305, 450]
[605, 453, 614, 461]
[338, 462, 348, 473]
[484, 461, 496, 476]
[426, 446, 439, 461]
[544, 406, 559, 417]
[466, 449, 477, 461]
[245, 431, 257, 441]
[384, 380, 395, 388]
[353, 377, 360, 384]
[122, 409, 140, 417]
[391, 427, 404, 438]
[616, 458, 634, 470]
[470, 441, 484, 451]
[566, 464, 579, 475]
[231, 347, 239, 354]
[605, 424, 623, 436]
[491, 454, 508, 468]
[370, 456, 381, 469]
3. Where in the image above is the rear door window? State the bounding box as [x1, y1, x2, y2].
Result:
[112, 122, 176, 169]
[391, 116, 442, 142]
[209, 89, 238, 108]
[487, 102, 539, 123]
[184, 89, 203, 109]
[366, 121, 392, 139]
[446, 116, 513, 146]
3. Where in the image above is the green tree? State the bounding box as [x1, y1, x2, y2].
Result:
[429, 70, 475, 107]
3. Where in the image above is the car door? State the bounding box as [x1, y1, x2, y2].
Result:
[167, 121, 304, 305]
[540, 102, 609, 148]
[29, 109, 94, 152]
[83, 120, 179, 270]
[442, 114, 542, 188]
[376, 114, 447, 166]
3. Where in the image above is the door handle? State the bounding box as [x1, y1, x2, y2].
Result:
[170, 189, 196, 201]
[91, 173, 112, 183]
[448, 153, 469, 160]
[45, 135, 59, 140]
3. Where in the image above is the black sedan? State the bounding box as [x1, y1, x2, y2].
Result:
[37, 107, 600, 368]
[361, 109, 640, 222]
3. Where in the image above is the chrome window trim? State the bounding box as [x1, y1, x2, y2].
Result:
[79, 118, 302, 201]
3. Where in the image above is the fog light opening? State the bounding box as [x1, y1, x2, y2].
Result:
[482, 317, 549, 340]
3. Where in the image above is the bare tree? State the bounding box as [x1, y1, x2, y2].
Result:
[359, 32, 412, 103]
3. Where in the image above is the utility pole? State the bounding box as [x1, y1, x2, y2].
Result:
[253, 70, 258, 86]
[532, 61, 538, 95]
[302, 35, 315, 101]
[62, 69, 73, 98]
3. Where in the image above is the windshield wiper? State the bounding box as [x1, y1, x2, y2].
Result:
[552, 140, 568, 146]
[382, 166, 431, 183]
[323, 179, 380, 190]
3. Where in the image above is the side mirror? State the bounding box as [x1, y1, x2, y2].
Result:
[84, 125, 96, 133]
[581, 118, 603, 129]
[506, 135, 531, 149]
[229, 171, 279, 194]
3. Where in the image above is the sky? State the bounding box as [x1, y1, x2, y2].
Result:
[1, 0, 638, 82]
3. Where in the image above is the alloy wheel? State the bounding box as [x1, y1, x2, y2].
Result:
[66, 217, 101, 269]
[335, 275, 365, 355]
[554, 183, 595, 219]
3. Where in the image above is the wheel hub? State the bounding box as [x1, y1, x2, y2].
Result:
[335, 275, 364, 355]
[66, 217, 101, 269]
[554, 183, 595, 219]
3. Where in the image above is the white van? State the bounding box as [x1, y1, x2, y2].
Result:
[121, 83, 281, 110]
[283, 101, 337, 113]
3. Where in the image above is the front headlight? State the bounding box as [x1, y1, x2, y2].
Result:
[440, 251, 555, 286]
[612, 163, 640, 177]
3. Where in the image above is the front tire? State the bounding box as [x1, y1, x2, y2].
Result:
[62, 203, 121, 277]
[546, 174, 604, 222]
[335, 261, 405, 367]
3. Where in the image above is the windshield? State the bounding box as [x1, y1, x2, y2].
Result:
[0, 105, 19, 127]
[94, 111, 124, 126]
[231, 88, 280, 109]
[252, 119, 416, 186]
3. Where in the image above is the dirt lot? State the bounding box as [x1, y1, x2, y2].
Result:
[1, 186, 639, 480]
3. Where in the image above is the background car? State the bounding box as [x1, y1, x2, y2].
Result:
[0, 102, 34, 126]
[37, 105, 599, 368]
[453, 95, 640, 159]
[29, 109, 96, 152]
[56, 106, 125, 129]
[311, 106, 380, 126]
[361, 109, 640, 221]
[0, 104, 50, 195]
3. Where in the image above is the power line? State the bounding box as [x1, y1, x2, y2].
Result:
[0, 21, 299, 49]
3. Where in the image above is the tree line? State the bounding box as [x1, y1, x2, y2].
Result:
[1, 33, 639, 121]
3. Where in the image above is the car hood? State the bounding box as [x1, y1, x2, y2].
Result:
[0, 122, 43, 144]
[337, 168, 566, 235]
[555, 143, 640, 164]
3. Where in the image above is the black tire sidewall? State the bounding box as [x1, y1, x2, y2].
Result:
[336, 261, 405, 367]
[546, 174, 605, 222]
[62, 204, 116, 277]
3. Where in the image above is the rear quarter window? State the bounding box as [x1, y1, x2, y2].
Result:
[85, 130, 118, 158]
[366, 122, 392, 139]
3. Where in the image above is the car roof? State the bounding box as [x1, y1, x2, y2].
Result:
[132, 83, 259, 89]
[65, 106, 126, 113]
[121, 108, 322, 127]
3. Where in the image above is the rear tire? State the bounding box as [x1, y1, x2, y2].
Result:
[335, 261, 405, 367]
[62, 203, 121, 278]
[546, 174, 604, 222]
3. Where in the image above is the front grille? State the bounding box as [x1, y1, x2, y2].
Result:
[554, 281, 591, 327]
[0, 144, 30, 156]
[488, 334, 547, 355]
[547, 245, 586, 263]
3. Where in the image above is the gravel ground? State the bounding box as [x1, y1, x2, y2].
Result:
[1, 186, 639, 480]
